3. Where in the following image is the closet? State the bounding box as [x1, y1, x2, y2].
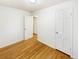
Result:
[55, 7, 73, 55]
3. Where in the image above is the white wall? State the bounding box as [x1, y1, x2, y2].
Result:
[33, 0, 77, 59]
[72, 0, 78, 59]
[33, 7, 56, 48]
[0, 6, 31, 48]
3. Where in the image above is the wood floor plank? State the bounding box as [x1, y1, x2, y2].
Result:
[0, 34, 72, 59]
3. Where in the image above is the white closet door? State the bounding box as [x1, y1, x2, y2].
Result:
[63, 8, 72, 55]
[24, 16, 33, 40]
[55, 8, 72, 56]
[55, 10, 64, 51]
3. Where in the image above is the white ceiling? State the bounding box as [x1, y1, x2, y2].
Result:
[0, 0, 70, 12]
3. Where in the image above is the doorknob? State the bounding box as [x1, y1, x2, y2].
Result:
[24, 28, 27, 30]
[56, 32, 58, 34]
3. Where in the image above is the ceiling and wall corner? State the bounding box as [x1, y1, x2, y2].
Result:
[0, 0, 71, 12]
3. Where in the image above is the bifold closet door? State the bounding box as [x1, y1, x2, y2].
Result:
[55, 8, 72, 56]
[55, 10, 64, 51]
[63, 8, 73, 56]
[24, 16, 33, 40]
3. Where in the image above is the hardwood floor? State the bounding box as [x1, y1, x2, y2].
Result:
[0, 34, 72, 59]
